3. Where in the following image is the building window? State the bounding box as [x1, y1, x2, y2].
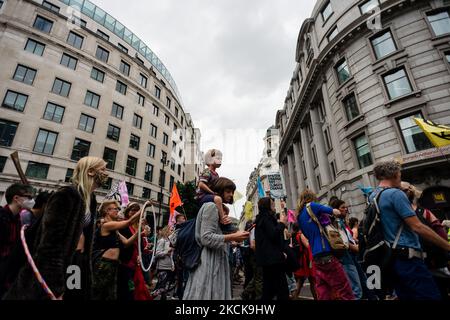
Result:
[118, 43, 128, 53]
[170, 159, 176, 171]
[307, 121, 313, 141]
[43, 102, 64, 123]
[101, 178, 112, 191]
[67, 31, 84, 49]
[125, 182, 134, 196]
[174, 123, 178, 132]
[84, 91, 100, 109]
[2, 90, 28, 112]
[133, 114, 143, 129]
[34, 129, 57, 155]
[71, 16, 86, 28]
[172, 141, 177, 152]
[142, 187, 151, 199]
[91, 67, 105, 83]
[129, 134, 140, 150]
[150, 124, 158, 138]
[427, 10, 450, 37]
[60, 53, 78, 70]
[97, 29, 110, 41]
[177, 164, 181, 176]
[302, 160, 307, 178]
[116, 80, 127, 95]
[51, 78, 71, 97]
[96, 46, 109, 63]
[166, 97, 171, 109]
[324, 128, 332, 151]
[126, 156, 137, 176]
[343, 93, 360, 122]
[383, 67, 412, 100]
[169, 176, 175, 191]
[321, 1, 333, 22]
[155, 86, 161, 99]
[318, 101, 326, 121]
[159, 169, 166, 187]
[138, 93, 145, 106]
[65, 168, 73, 183]
[397, 113, 433, 154]
[140, 74, 148, 88]
[359, 0, 379, 14]
[25, 162, 49, 179]
[153, 104, 159, 117]
[0, 119, 18, 147]
[13, 65, 36, 85]
[107, 124, 121, 142]
[181, 116, 184, 126]
[120, 60, 130, 76]
[0, 157, 6, 173]
[24, 38, 45, 56]
[71, 138, 91, 161]
[103, 147, 117, 170]
[0, 0, 4, 10]
[312, 146, 318, 167]
[317, 175, 322, 189]
[330, 161, 337, 180]
[42, 1, 60, 13]
[162, 151, 168, 163]
[78, 114, 96, 133]
[145, 163, 154, 182]
[33, 16, 53, 33]
[165, 115, 170, 126]
[371, 30, 397, 60]
[175, 107, 179, 118]
[163, 133, 169, 146]
[335, 59, 351, 85]
[353, 134, 373, 169]
[446, 52, 450, 63]
[327, 26, 338, 41]
[111, 103, 124, 119]
[147, 143, 155, 158]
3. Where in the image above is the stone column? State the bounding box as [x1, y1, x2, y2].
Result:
[300, 125, 319, 192]
[287, 151, 298, 208]
[321, 82, 346, 174]
[293, 139, 306, 193]
[310, 107, 332, 187]
[281, 162, 293, 209]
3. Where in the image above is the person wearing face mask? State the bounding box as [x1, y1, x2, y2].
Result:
[3, 157, 108, 300]
[20, 191, 51, 227]
[0, 183, 35, 297]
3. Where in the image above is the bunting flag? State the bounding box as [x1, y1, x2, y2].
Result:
[244, 201, 254, 221]
[169, 184, 183, 227]
[414, 118, 450, 148]
[287, 210, 296, 224]
[233, 190, 244, 203]
[257, 177, 265, 199]
[118, 181, 129, 208]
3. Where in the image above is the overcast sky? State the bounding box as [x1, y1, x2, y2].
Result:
[92, 0, 316, 218]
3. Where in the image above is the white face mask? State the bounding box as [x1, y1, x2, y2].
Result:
[20, 198, 35, 210]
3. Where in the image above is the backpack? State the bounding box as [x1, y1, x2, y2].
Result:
[305, 203, 347, 257]
[173, 219, 202, 271]
[360, 188, 403, 273]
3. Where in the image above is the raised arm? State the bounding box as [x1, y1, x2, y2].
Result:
[118, 230, 139, 248]
[102, 211, 141, 233]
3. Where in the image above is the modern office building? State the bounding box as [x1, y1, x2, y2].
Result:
[276, 0, 450, 219]
[0, 0, 203, 224]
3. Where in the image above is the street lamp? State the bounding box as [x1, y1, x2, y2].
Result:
[158, 154, 170, 226]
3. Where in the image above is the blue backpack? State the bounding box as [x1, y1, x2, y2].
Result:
[174, 219, 202, 271]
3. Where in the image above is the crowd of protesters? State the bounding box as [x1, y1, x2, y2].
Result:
[0, 153, 449, 301]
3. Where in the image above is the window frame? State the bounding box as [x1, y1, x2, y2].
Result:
[33, 15, 53, 33]
[115, 80, 127, 95]
[71, 138, 91, 161]
[129, 133, 140, 151]
[103, 147, 117, 170]
[51, 78, 72, 97]
[95, 46, 110, 63]
[351, 132, 374, 170]
[0, 119, 18, 147]
[67, 31, 84, 49]
[24, 38, 45, 56]
[2, 90, 28, 112]
[126, 155, 138, 176]
[60, 52, 78, 70]
[133, 113, 143, 129]
[33, 128, 58, 155]
[91, 67, 105, 83]
[111, 102, 124, 120]
[25, 162, 49, 179]
[119, 60, 131, 76]
[13, 64, 37, 85]
[78, 113, 96, 133]
[43, 102, 65, 123]
[107, 124, 121, 142]
[84, 90, 101, 109]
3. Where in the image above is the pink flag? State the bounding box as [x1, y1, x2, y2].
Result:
[118, 181, 129, 208]
[287, 210, 296, 223]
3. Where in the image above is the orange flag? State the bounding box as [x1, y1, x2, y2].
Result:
[169, 183, 183, 217]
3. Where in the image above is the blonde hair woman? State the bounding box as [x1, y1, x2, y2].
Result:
[4, 156, 108, 300]
[92, 200, 141, 300]
[152, 226, 175, 300]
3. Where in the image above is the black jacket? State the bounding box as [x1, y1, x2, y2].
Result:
[255, 209, 286, 267]
[3, 186, 97, 300]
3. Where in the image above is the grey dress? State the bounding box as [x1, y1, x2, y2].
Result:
[183, 203, 231, 300]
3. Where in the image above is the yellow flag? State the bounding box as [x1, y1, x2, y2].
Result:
[244, 201, 253, 221]
[233, 190, 244, 203]
[414, 118, 450, 148]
